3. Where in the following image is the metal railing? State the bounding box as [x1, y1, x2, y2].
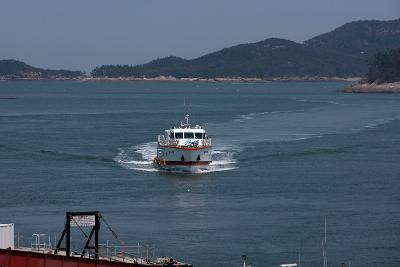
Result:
[158, 135, 178, 146]
[14, 235, 185, 266]
[158, 135, 212, 147]
[98, 242, 156, 263]
[31, 234, 52, 251]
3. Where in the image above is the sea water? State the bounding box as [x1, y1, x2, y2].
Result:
[0, 81, 399, 266]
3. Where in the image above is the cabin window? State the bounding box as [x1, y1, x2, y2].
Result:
[184, 132, 194, 139]
[175, 132, 183, 139]
[169, 132, 173, 138]
[195, 133, 203, 139]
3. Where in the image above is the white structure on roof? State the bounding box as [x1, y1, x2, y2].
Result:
[0, 223, 14, 249]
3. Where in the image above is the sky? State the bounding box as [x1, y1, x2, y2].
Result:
[1, 0, 399, 72]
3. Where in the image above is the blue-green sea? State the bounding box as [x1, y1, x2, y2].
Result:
[0, 81, 399, 267]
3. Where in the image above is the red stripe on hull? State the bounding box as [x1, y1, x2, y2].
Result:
[154, 158, 211, 166]
[164, 161, 211, 166]
[158, 145, 211, 151]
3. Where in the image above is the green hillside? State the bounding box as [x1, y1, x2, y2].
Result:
[306, 19, 400, 56]
[0, 59, 83, 79]
[92, 18, 400, 79]
[366, 48, 400, 83]
[306, 18, 400, 74]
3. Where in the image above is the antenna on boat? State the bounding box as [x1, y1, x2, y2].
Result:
[322, 216, 328, 267]
[182, 96, 191, 127]
[324, 216, 327, 244]
[241, 255, 251, 267]
[183, 96, 191, 113]
[298, 253, 301, 267]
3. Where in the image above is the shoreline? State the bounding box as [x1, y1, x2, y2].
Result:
[0, 76, 360, 83]
[338, 82, 400, 93]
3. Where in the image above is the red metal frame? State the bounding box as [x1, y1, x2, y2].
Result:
[0, 249, 152, 267]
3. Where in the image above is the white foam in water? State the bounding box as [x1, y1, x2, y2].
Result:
[114, 142, 238, 174]
[362, 117, 398, 130]
[114, 142, 158, 172]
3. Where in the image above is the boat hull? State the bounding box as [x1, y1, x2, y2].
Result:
[154, 145, 212, 171]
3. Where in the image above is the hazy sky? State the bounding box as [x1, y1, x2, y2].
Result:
[1, 0, 399, 72]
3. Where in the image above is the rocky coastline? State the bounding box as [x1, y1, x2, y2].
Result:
[84, 76, 359, 82]
[0, 74, 360, 83]
[338, 81, 400, 93]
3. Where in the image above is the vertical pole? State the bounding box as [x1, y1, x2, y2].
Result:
[66, 212, 71, 257]
[95, 212, 99, 259]
[324, 216, 327, 267]
[324, 216, 327, 244]
[106, 240, 109, 257]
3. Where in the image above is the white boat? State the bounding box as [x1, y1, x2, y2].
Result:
[154, 114, 212, 170]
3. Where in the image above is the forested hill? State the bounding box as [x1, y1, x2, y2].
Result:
[305, 18, 400, 56]
[0, 60, 83, 79]
[366, 48, 400, 83]
[92, 18, 400, 79]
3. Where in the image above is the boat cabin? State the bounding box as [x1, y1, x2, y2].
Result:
[167, 127, 208, 140]
[157, 115, 211, 148]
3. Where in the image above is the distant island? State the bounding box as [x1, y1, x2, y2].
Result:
[339, 48, 400, 93]
[0, 59, 84, 80]
[1, 18, 400, 81]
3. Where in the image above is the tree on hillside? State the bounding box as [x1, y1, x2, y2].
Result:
[367, 48, 400, 83]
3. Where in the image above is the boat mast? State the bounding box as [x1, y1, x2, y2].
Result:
[242, 255, 251, 267]
[185, 114, 189, 126]
[324, 216, 327, 244]
[298, 253, 301, 267]
[182, 96, 191, 128]
[322, 216, 328, 267]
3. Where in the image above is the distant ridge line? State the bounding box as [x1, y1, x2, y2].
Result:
[1, 18, 400, 81]
[91, 18, 400, 79]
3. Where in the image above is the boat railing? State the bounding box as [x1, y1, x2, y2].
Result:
[158, 135, 212, 147]
[30, 234, 52, 251]
[158, 135, 178, 146]
[98, 242, 156, 263]
[204, 138, 212, 146]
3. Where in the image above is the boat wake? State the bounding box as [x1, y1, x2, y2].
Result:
[114, 98, 400, 174]
[113, 142, 238, 174]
